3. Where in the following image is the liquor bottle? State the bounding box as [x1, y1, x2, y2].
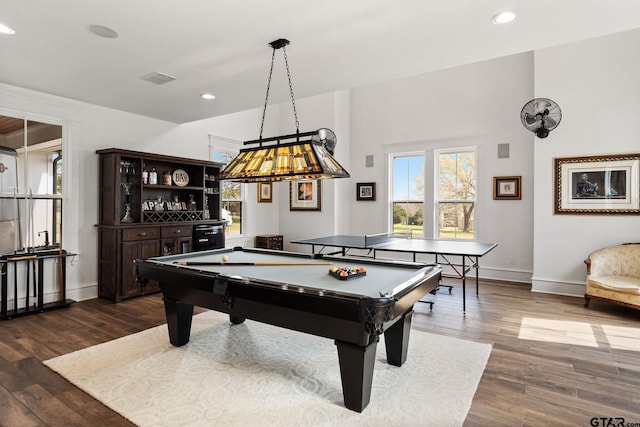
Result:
[149, 168, 158, 185]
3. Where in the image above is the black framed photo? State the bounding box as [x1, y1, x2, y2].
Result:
[357, 182, 376, 201]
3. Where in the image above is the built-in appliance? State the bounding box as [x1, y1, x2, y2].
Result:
[193, 224, 224, 251]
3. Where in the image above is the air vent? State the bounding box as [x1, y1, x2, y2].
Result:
[140, 71, 177, 85]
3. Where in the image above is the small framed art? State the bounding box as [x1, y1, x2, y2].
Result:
[356, 182, 376, 201]
[290, 180, 321, 211]
[258, 182, 272, 203]
[493, 176, 521, 200]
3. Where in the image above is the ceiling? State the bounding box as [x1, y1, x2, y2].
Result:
[0, 116, 62, 149]
[0, 116, 32, 135]
[2, 1, 640, 124]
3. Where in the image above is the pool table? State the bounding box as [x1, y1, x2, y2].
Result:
[135, 247, 441, 412]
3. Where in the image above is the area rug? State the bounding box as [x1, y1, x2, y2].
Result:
[44, 311, 492, 427]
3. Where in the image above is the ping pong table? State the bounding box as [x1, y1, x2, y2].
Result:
[291, 234, 497, 312]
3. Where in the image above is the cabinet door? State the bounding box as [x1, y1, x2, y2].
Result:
[161, 237, 193, 256]
[121, 239, 160, 297]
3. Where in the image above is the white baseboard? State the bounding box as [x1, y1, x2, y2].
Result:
[479, 267, 532, 284]
[531, 277, 585, 297]
[66, 283, 98, 302]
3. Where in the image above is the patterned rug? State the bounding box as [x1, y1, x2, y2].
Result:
[44, 311, 491, 427]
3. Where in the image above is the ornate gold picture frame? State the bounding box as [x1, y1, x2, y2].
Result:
[554, 153, 640, 214]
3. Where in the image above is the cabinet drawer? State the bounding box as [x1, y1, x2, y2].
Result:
[161, 225, 193, 238]
[122, 227, 160, 241]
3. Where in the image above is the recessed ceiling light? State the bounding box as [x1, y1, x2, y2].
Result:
[87, 24, 119, 38]
[0, 23, 16, 35]
[492, 11, 516, 25]
[201, 93, 216, 100]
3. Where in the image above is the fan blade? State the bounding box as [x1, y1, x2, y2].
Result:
[543, 116, 557, 128]
[524, 113, 539, 126]
[534, 100, 551, 113]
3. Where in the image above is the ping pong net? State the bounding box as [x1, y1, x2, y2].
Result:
[363, 232, 411, 248]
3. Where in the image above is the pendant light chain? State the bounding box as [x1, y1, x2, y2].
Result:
[282, 46, 300, 135]
[259, 48, 277, 140]
[258, 42, 300, 140]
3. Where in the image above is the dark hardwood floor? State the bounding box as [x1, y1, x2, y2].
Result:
[1, 279, 639, 426]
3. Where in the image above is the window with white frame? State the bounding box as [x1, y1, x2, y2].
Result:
[221, 181, 242, 235]
[435, 148, 476, 239]
[211, 143, 243, 236]
[389, 147, 477, 240]
[391, 154, 425, 237]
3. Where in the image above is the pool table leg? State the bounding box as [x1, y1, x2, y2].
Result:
[335, 339, 377, 412]
[384, 309, 413, 367]
[163, 297, 194, 347]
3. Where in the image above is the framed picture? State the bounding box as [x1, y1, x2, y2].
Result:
[257, 182, 272, 203]
[554, 153, 640, 215]
[493, 176, 521, 200]
[290, 180, 321, 211]
[356, 182, 376, 201]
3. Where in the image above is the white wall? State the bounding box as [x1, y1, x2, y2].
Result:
[342, 52, 535, 282]
[532, 28, 640, 296]
[273, 92, 352, 247]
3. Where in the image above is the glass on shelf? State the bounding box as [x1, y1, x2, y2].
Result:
[121, 181, 133, 195]
[120, 161, 136, 176]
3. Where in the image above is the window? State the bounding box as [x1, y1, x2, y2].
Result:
[389, 146, 477, 240]
[391, 154, 424, 237]
[436, 149, 476, 239]
[221, 181, 242, 236]
[211, 146, 243, 236]
[0, 115, 63, 254]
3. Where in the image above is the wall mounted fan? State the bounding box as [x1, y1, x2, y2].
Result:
[311, 128, 337, 155]
[520, 98, 562, 138]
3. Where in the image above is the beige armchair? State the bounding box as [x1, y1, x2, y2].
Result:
[584, 243, 640, 310]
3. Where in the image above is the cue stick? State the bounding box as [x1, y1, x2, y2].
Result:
[7, 254, 37, 262]
[25, 258, 30, 309]
[13, 262, 17, 314]
[174, 261, 334, 266]
[32, 258, 37, 305]
[58, 218, 64, 302]
[29, 189, 34, 252]
[13, 189, 17, 252]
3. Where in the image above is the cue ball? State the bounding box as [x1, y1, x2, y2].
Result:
[222, 255, 229, 262]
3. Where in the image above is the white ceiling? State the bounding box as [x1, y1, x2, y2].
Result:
[2, 0, 640, 124]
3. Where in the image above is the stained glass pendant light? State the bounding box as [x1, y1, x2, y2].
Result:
[217, 39, 350, 182]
